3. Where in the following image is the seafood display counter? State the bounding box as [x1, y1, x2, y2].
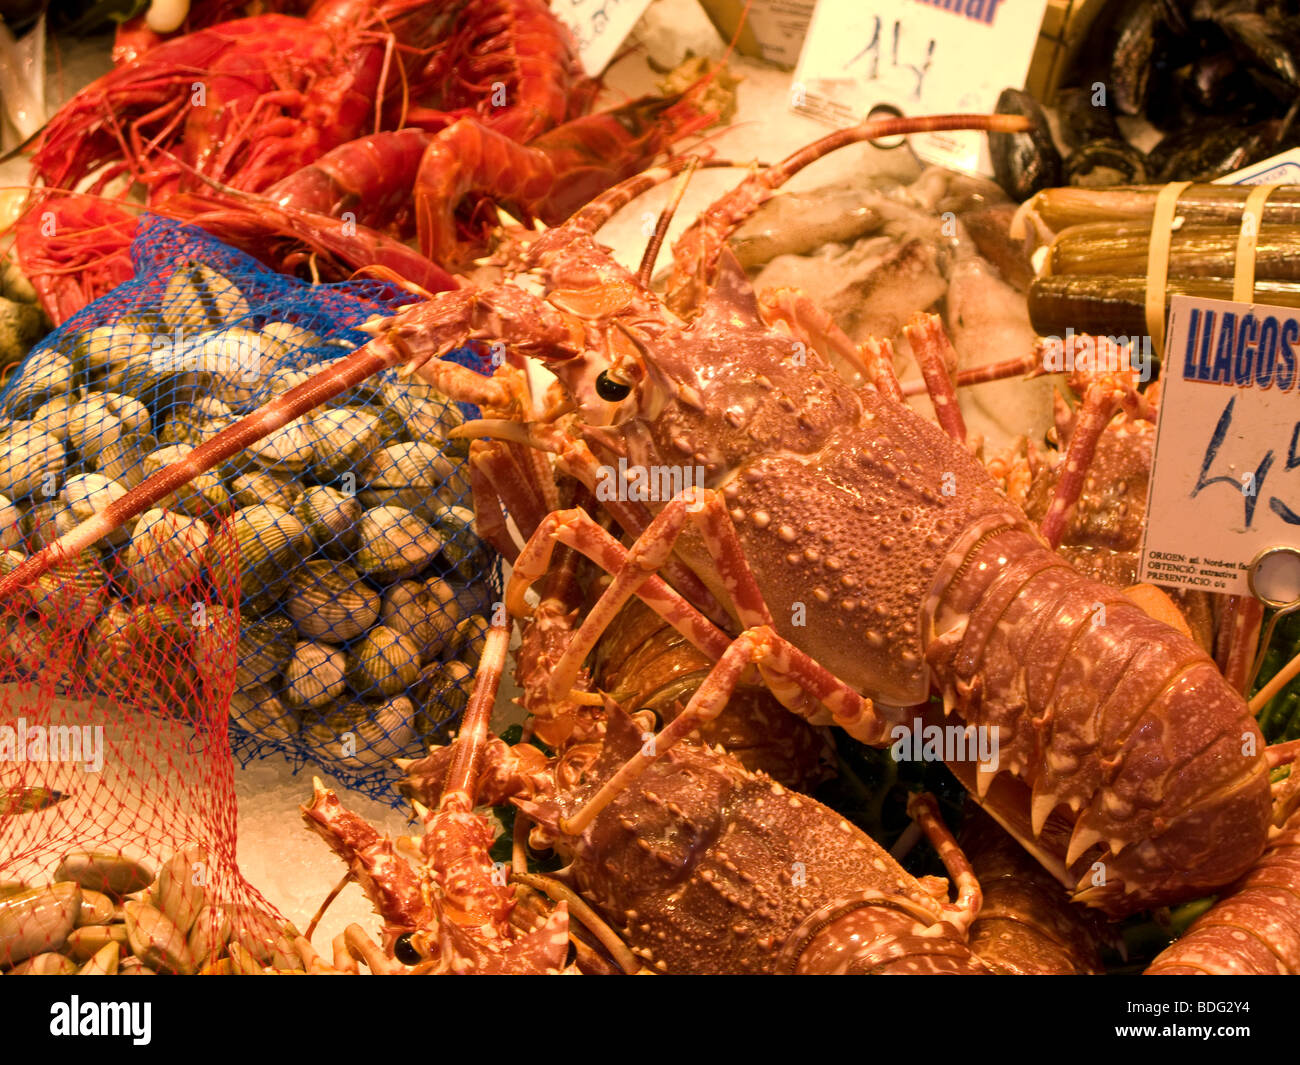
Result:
[0, 0, 1298, 985]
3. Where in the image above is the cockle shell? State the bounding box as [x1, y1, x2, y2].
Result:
[207, 327, 271, 407]
[98, 391, 151, 435]
[286, 561, 378, 643]
[430, 504, 487, 577]
[161, 261, 250, 332]
[59, 473, 128, 546]
[301, 696, 421, 769]
[29, 393, 78, 440]
[380, 578, 460, 661]
[295, 485, 362, 551]
[227, 503, 304, 593]
[346, 626, 421, 696]
[93, 431, 157, 489]
[192, 603, 238, 690]
[124, 509, 209, 598]
[284, 641, 348, 708]
[230, 469, 302, 511]
[0, 421, 65, 498]
[230, 684, 300, 742]
[414, 660, 473, 741]
[143, 444, 228, 516]
[304, 408, 381, 481]
[75, 319, 153, 376]
[382, 372, 465, 440]
[363, 440, 458, 490]
[235, 615, 297, 687]
[4, 350, 75, 418]
[354, 506, 443, 581]
[31, 550, 107, 633]
[453, 614, 492, 668]
[63, 394, 123, 458]
[260, 321, 322, 362]
[246, 416, 314, 472]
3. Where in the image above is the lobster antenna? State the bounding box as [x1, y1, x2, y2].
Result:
[636, 156, 700, 286]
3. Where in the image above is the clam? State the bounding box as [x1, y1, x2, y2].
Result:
[3, 350, 76, 418]
[295, 485, 362, 551]
[123, 900, 195, 974]
[98, 391, 151, 435]
[124, 509, 209, 598]
[364, 440, 458, 490]
[193, 603, 238, 691]
[453, 614, 492, 668]
[246, 416, 314, 473]
[151, 844, 208, 935]
[142, 444, 228, 516]
[161, 261, 250, 332]
[301, 695, 422, 769]
[31, 550, 107, 633]
[29, 393, 78, 440]
[430, 503, 489, 578]
[354, 506, 444, 581]
[0, 883, 81, 965]
[206, 328, 271, 407]
[235, 615, 297, 687]
[0, 492, 20, 550]
[59, 473, 129, 546]
[187, 904, 231, 967]
[11, 952, 80, 975]
[79, 941, 121, 975]
[346, 625, 421, 697]
[260, 321, 322, 361]
[0, 421, 65, 498]
[413, 660, 473, 741]
[23, 499, 75, 550]
[75, 889, 117, 927]
[227, 503, 305, 594]
[286, 561, 378, 643]
[225, 904, 299, 970]
[229, 684, 300, 742]
[64, 923, 129, 961]
[304, 407, 381, 481]
[230, 470, 302, 511]
[284, 640, 348, 708]
[55, 851, 154, 897]
[63, 394, 123, 459]
[380, 578, 460, 661]
[382, 371, 465, 439]
[93, 431, 157, 489]
[75, 320, 153, 376]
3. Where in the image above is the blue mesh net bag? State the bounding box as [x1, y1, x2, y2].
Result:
[0, 216, 500, 808]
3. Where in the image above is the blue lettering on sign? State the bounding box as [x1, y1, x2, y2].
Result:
[1181, 308, 1300, 391]
[913, 0, 1004, 24]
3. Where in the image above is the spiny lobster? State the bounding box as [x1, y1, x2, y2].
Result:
[0, 111, 1274, 920]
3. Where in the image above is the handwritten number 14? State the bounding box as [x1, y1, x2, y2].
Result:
[1193, 395, 1300, 526]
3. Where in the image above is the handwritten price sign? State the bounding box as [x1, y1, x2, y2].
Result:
[1139, 296, 1300, 595]
[790, 0, 1049, 175]
[552, 0, 654, 75]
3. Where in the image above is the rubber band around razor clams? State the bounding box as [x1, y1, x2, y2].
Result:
[1233, 183, 1280, 303]
[1145, 181, 1192, 358]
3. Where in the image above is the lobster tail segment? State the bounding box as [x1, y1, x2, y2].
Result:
[926, 522, 1271, 916]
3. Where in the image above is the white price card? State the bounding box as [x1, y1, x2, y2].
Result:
[553, 0, 655, 76]
[1139, 296, 1300, 595]
[789, 0, 1050, 176]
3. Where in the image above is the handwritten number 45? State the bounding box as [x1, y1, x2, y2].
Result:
[1194, 395, 1300, 525]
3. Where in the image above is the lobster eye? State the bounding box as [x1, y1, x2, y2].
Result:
[595, 369, 632, 402]
[394, 932, 422, 965]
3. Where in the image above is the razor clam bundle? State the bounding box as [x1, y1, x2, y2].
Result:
[0, 218, 499, 800]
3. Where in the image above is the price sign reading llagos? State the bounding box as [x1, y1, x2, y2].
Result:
[1139, 295, 1300, 595]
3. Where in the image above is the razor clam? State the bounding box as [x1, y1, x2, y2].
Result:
[0, 421, 66, 498]
[353, 506, 444, 581]
[161, 261, 250, 332]
[224, 905, 300, 970]
[301, 695, 421, 769]
[124, 509, 209, 598]
[284, 640, 348, 708]
[229, 684, 300, 742]
[75, 889, 116, 927]
[59, 473, 128, 546]
[3, 350, 75, 418]
[123, 900, 195, 974]
[55, 851, 154, 897]
[295, 485, 362, 551]
[235, 615, 297, 687]
[380, 578, 460, 661]
[0, 883, 81, 965]
[346, 625, 421, 696]
[286, 561, 378, 643]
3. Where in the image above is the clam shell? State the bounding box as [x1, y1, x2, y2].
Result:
[227, 503, 305, 592]
[430, 503, 489, 578]
[98, 391, 151, 435]
[74, 889, 116, 927]
[187, 904, 231, 966]
[10, 951, 79, 974]
[141, 444, 228, 517]
[123, 900, 194, 974]
[29, 393, 78, 440]
[125, 509, 209, 598]
[286, 561, 378, 643]
[260, 321, 322, 361]
[354, 506, 444, 581]
[63, 394, 123, 458]
[225, 905, 298, 969]
[382, 372, 464, 439]
[5, 618, 81, 691]
[59, 473, 128, 546]
[79, 941, 121, 975]
[0, 883, 81, 965]
[363, 440, 457, 489]
[247, 417, 314, 472]
[55, 851, 154, 897]
[295, 485, 362, 551]
[453, 614, 492, 668]
[235, 615, 297, 687]
[93, 431, 157, 489]
[161, 261, 250, 332]
[0, 421, 65, 498]
[76, 320, 153, 375]
[284, 640, 348, 708]
[346, 625, 421, 697]
[208, 328, 272, 407]
[3, 350, 75, 418]
[151, 844, 208, 935]
[301, 695, 421, 769]
[230, 470, 302, 511]
[380, 578, 460, 661]
[23, 499, 72, 550]
[0, 492, 20, 550]
[193, 603, 238, 690]
[64, 923, 129, 961]
[413, 660, 473, 741]
[230, 684, 299, 741]
[304, 408, 381, 481]
[31, 550, 107, 633]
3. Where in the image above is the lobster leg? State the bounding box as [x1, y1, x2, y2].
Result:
[902, 313, 968, 445]
[905, 793, 982, 937]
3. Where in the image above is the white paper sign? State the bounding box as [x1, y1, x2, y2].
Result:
[553, 0, 655, 76]
[1220, 148, 1300, 187]
[1138, 296, 1300, 595]
[789, 0, 1050, 175]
